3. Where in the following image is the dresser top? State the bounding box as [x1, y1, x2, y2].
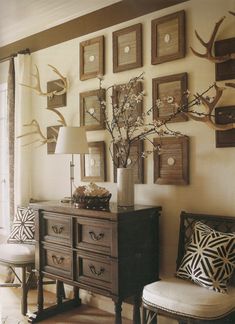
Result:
[30, 200, 161, 220]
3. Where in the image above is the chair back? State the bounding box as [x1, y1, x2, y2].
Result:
[176, 211, 235, 285]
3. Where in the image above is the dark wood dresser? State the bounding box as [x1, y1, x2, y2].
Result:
[29, 201, 161, 324]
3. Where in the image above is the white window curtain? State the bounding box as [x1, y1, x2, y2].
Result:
[7, 58, 15, 224]
[0, 83, 9, 231]
[14, 54, 32, 208]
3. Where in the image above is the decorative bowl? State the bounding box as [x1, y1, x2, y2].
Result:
[73, 194, 112, 210]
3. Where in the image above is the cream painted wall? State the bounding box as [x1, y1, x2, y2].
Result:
[30, 0, 235, 272]
[1, 0, 235, 322]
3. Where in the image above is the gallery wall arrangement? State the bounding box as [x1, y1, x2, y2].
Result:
[18, 8, 235, 189]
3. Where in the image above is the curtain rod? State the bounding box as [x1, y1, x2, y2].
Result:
[0, 48, 30, 64]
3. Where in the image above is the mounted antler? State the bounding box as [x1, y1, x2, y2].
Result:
[225, 82, 235, 89]
[17, 109, 66, 147]
[17, 120, 57, 146]
[47, 107, 67, 126]
[21, 64, 68, 99]
[48, 64, 67, 96]
[191, 16, 235, 63]
[186, 84, 235, 130]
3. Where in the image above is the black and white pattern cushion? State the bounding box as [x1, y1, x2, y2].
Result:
[176, 221, 235, 293]
[8, 207, 35, 244]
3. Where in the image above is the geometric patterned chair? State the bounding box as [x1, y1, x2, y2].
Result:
[142, 211, 235, 324]
[0, 206, 36, 315]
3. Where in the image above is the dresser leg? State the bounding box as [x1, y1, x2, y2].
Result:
[73, 286, 80, 300]
[56, 280, 65, 304]
[133, 294, 141, 324]
[114, 300, 122, 324]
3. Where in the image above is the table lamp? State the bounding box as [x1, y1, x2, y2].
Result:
[55, 126, 89, 202]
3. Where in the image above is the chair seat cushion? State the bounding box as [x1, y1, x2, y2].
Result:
[142, 277, 235, 320]
[0, 244, 35, 264]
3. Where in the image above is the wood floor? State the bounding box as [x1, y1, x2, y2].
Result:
[0, 285, 132, 324]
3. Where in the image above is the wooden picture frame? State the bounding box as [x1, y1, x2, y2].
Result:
[112, 81, 143, 124]
[47, 125, 61, 154]
[153, 136, 189, 185]
[47, 79, 67, 108]
[152, 73, 188, 122]
[215, 106, 235, 147]
[113, 23, 142, 73]
[80, 36, 104, 81]
[80, 89, 105, 131]
[151, 10, 185, 65]
[113, 141, 144, 184]
[215, 37, 235, 81]
[80, 141, 106, 182]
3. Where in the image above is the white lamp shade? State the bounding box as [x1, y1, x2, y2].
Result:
[55, 126, 89, 154]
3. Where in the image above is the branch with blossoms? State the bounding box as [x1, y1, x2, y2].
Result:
[86, 74, 235, 168]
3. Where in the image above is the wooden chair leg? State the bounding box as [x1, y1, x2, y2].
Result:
[21, 266, 27, 315]
[27, 265, 37, 289]
[144, 309, 157, 324]
[142, 306, 147, 324]
[37, 272, 44, 313]
[152, 311, 157, 324]
[133, 294, 141, 324]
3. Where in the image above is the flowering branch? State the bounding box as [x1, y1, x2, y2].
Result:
[85, 74, 235, 168]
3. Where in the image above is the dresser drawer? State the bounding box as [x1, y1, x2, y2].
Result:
[75, 251, 117, 293]
[42, 243, 73, 279]
[42, 212, 72, 246]
[74, 217, 117, 257]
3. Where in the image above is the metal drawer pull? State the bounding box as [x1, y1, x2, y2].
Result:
[89, 231, 104, 241]
[52, 255, 64, 265]
[89, 264, 105, 276]
[52, 225, 64, 234]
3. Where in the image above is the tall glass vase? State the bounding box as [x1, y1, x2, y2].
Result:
[117, 167, 134, 207]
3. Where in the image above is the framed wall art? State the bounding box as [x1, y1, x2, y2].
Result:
[215, 38, 235, 81]
[215, 106, 235, 147]
[112, 81, 143, 124]
[153, 136, 189, 185]
[47, 79, 67, 108]
[113, 23, 142, 73]
[151, 10, 185, 65]
[80, 141, 106, 182]
[152, 72, 188, 123]
[80, 89, 105, 131]
[80, 35, 104, 80]
[113, 141, 144, 184]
